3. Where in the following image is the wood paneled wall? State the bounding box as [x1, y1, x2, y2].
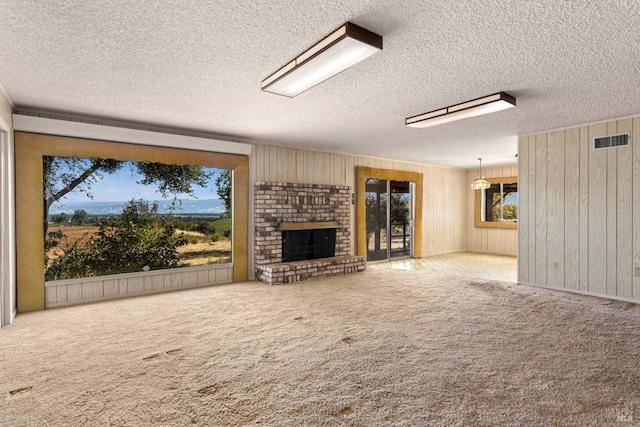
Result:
[518, 116, 640, 302]
[466, 165, 518, 256]
[249, 144, 467, 277]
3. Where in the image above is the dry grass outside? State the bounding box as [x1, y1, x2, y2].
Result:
[46, 224, 231, 267]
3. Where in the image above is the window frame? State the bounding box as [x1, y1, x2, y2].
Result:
[474, 176, 518, 229]
[15, 132, 249, 312]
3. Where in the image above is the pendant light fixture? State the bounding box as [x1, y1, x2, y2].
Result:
[471, 158, 491, 190]
[261, 22, 382, 97]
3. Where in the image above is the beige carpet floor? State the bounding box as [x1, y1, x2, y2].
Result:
[1, 269, 639, 426]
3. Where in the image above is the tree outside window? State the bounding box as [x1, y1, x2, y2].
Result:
[484, 182, 518, 223]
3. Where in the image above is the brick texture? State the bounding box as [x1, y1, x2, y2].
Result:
[254, 182, 365, 284]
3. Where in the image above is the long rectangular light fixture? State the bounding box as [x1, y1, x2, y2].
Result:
[405, 92, 516, 128]
[261, 22, 382, 97]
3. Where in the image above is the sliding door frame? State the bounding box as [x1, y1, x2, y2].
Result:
[356, 167, 423, 259]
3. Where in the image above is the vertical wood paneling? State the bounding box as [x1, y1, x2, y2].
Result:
[45, 287, 56, 306]
[443, 169, 451, 253]
[579, 126, 589, 291]
[251, 142, 468, 260]
[104, 279, 118, 297]
[128, 277, 143, 293]
[564, 128, 580, 290]
[295, 150, 305, 183]
[633, 118, 640, 300]
[67, 283, 81, 302]
[152, 275, 163, 291]
[269, 145, 278, 182]
[287, 147, 297, 183]
[171, 273, 182, 289]
[588, 123, 608, 294]
[617, 119, 633, 298]
[523, 117, 640, 301]
[56, 286, 67, 304]
[535, 133, 547, 285]
[528, 135, 537, 283]
[606, 122, 618, 295]
[466, 164, 518, 257]
[259, 144, 269, 181]
[547, 131, 564, 288]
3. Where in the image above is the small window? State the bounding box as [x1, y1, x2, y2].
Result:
[482, 183, 518, 223]
[474, 176, 517, 229]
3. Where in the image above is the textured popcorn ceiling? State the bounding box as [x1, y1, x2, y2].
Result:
[0, 1, 639, 168]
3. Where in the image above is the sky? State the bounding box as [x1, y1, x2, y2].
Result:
[54, 160, 223, 204]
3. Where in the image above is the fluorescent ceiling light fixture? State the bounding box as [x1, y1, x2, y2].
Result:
[406, 92, 516, 128]
[261, 22, 382, 97]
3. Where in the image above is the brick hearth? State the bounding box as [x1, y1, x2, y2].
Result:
[254, 182, 365, 285]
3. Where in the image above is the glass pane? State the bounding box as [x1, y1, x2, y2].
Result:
[502, 183, 518, 222]
[365, 179, 388, 261]
[483, 182, 518, 223]
[390, 181, 411, 259]
[484, 183, 502, 222]
[44, 155, 231, 281]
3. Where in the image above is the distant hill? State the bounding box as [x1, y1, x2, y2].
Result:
[49, 199, 225, 215]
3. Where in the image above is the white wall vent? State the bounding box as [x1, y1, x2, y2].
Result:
[593, 133, 630, 150]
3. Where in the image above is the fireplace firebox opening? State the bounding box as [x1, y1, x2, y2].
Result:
[282, 228, 336, 262]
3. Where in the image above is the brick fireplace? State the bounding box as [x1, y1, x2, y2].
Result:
[254, 182, 366, 285]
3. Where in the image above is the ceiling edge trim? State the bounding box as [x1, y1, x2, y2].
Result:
[519, 112, 640, 138]
[12, 115, 253, 156]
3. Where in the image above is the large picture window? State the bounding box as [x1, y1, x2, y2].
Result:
[44, 156, 232, 281]
[15, 132, 249, 313]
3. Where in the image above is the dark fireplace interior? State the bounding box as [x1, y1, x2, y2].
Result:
[282, 228, 337, 262]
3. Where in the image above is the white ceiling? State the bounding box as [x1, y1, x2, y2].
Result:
[0, 0, 639, 168]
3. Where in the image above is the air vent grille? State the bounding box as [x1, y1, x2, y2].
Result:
[594, 133, 630, 150]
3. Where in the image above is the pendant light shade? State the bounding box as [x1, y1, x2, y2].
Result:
[471, 158, 491, 190]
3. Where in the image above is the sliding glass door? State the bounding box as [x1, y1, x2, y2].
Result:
[365, 179, 413, 261]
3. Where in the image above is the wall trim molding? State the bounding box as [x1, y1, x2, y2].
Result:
[519, 112, 640, 138]
[13, 114, 252, 156]
[519, 280, 640, 305]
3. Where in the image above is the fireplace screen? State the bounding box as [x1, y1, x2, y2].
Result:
[282, 228, 336, 262]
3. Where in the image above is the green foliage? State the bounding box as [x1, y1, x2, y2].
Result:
[212, 217, 231, 238]
[46, 200, 188, 280]
[215, 169, 232, 216]
[45, 229, 65, 251]
[490, 191, 518, 222]
[70, 209, 89, 225]
[195, 221, 215, 235]
[365, 193, 409, 235]
[135, 162, 212, 199]
[502, 203, 518, 220]
[50, 213, 68, 224]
